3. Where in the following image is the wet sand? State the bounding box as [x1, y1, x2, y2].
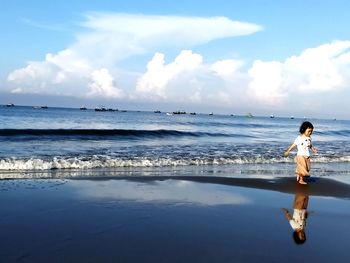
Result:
[1, 175, 350, 262]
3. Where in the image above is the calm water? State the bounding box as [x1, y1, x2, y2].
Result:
[1, 106, 350, 179]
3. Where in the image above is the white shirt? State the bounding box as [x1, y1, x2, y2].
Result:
[289, 209, 307, 230]
[294, 135, 312, 157]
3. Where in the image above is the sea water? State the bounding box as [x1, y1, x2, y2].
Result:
[1, 105, 349, 179]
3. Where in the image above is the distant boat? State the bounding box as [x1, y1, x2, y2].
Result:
[6, 103, 15, 107]
[154, 110, 161, 113]
[246, 112, 253, 118]
[95, 106, 107, 111]
[270, 114, 275, 118]
[209, 112, 214, 115]
[190, 112, 196, 115]
[173, 110, 186, 114]
[290, 116, 294, 119]
[80, 106, 87, 110]
[41, 106, 48, 109]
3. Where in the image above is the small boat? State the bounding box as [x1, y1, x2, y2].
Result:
[6, 103, 15, 107]
[209, 112, 214, 115]
[41, 106, 48, 109]
[290, 116, 294, 119]
[190, 112, 196, 115]
[154, 110, 161, 113]
[80, 107, 87, 110]
[173, 110, 186, 114]
[95, 106, 107, 111]
[270, 114, 274, 118]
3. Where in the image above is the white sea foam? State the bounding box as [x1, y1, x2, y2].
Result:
[0, 155, 349, 172]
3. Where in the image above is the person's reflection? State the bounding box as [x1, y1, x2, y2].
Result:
[282, 190, 309, 244]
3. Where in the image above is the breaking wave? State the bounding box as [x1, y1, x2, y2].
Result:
[1, 155, 349, 171]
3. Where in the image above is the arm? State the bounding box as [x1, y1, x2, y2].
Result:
[311, 145, 317, 154]
[284, 143, 296, 157]
[282, 208, 292, 221]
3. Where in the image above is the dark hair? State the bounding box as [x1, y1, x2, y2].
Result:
[299, 121, 314, 134]
[293, 231, 307, 245]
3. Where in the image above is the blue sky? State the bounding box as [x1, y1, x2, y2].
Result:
[1, 0, 350, 118]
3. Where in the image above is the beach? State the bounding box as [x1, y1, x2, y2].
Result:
[1, 107, 350, 262]
[1, 173, 350, 263]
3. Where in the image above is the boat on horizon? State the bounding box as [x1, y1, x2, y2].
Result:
[95, 106, 107, 112]
[6, 103, 15, 107]
[173, 110, 186, 114]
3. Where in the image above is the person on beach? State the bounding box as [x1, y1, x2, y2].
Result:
[284, 121, 317, 185]
[282, 192, 309, 244]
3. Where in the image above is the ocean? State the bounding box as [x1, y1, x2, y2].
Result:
[1, 105, 350, 179]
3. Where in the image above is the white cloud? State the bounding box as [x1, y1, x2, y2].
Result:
[88, 68, 124, 98]
[135, 50, 203, 98]
[6, 13, 262, 101]
[6, 11, 350, 116]
[134, 50, 247, 108]
[248, 40, 350, 105]
[211, 59, 244, 78]
[79, 13, 263, 57]
[248, 60, 286, 105]
[71, 179, 251, 206]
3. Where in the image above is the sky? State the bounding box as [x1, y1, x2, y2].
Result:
[1, 0, 350, 119]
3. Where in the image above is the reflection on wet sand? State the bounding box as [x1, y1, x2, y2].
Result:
[283, 190, 310, 244]
[68, 179, 252, 206]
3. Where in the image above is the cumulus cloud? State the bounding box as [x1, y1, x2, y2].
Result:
[7, 49, 92, 96]
[136, 50, 203, 98]
[211, 59, 244, 78]
[248, 40, 350, 105]
[88, 68, 124, 98]
[135, 40, 350, 110]
[134, 50, 247, 107]
[6, 13, 262, 101]
[6, 11, 350, 116]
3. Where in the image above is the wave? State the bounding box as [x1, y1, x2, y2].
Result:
[0, 128, 245, 139]
[316, 129, 350, 137]
[1, 155, 350, 172]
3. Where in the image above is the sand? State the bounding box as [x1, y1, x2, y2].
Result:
[1, 174, 350, 262]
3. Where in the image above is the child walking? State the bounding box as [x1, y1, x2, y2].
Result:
[284, 121, 317, 185]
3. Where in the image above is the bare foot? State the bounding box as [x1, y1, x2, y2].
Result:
[298, 180, 307, 185]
